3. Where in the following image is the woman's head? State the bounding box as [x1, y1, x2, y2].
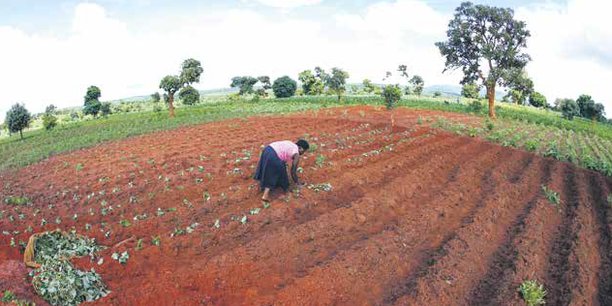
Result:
[296, 139, 310, 155]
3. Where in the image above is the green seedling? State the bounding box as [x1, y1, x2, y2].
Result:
[214, 219, 221, 229]
[519, 280, 546, 306]
[151, 236, 161, 246]
[4, 196, 30, 206]
[541, 185, 561, 208]
[111, 251, 129, 264]
[250, 208, 261, 215]
[119, 219, 131, 227]
[240, 215, 248, 224]
[135, 239, 143, 250]
[315, 154, 326, 168]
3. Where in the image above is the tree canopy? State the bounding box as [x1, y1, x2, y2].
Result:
[461, 83, 480, 99]
[529, 92, 547, 108]
[6, 103, 31, 139]
[178, 85, 200, 105]
[180, 58, 204, 85]
[409, 75, 425, 96]
[436, 1, 531, 118]
[160, 58, 204, 117]
[230, 76, 259, 95]
[326, 67, 349, 102]
[272, 76, 297, 98]
[83, 86, 102, 117]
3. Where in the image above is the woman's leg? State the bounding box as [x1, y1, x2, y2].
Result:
[262, 187, 271, 201]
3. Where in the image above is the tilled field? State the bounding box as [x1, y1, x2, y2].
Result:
[0, 106, 610, 305]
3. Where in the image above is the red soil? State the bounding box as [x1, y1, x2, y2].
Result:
[0, 106, 610, 305]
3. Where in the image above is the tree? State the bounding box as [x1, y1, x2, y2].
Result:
[560, 99, 580, 120]
[462, 83, 480, 99]
[159, 75, 182, 117]
[151, 92, 161, 103]
[272, 76, 297, 98]
[255, 76, 272, 98]
[298, 70, 319, 95]
[230, 76, 259, 95]
[42, 104, 58, 130]
[409, 75, 425, 96]
[326, 68, 350, 102]
[363, 79, 377, 94]
[160, 58, 204, 118]
[6, 103, 31, 139]
[576, 94, 605, 121]
[436, 2, 531, 119]
[505, 71, 533, 104]
[529, 92, 547, 108]
[83, 86, 102, 117]
[178, 85, 200, 105]
[180, 58, 204, 85]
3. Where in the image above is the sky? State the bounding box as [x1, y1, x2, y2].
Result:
[1, 0, 611, 121]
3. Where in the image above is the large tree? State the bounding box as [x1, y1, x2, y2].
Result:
[576, 94, 606, 121]
[83, 86, 102, 117]
[159, 58, 203, 117]
[255, 76, 271, 98]
[326, 68, 349, 102]
[6, 103, 31, 139]
[436, 2, 531, 118]
[298, 70, 322, 95]
[230, 76, 259, 95]
[272, 76, 297, 98]
[529, 92, 547, 108]
[362, 79, 376, 94]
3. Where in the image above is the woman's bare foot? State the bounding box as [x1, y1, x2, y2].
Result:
[262, 187, 271, 202]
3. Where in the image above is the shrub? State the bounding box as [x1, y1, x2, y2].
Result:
[42, 113, 58, 130]
[559, 99, 579, 120]
[519, 280, 546, 306]
[178, 85, 200, 105]
[272, 76, 297, 98]
[433, 91, 442, 97]
[381, 84, 402, 110]
[100, 102, 112, 117]
[468, 100, 484, 113]
[461, 83, 480, 99]
[529, 92, 547, 108]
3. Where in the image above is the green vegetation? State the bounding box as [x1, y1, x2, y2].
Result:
[541, 185, 561, 207]
[382, 85, 402, 110]
[272, 75, 297, 98]
[519, 280, 546, 306]
[4, 195, 31, 206]
[83, 86, 102, 118]
[32, 231, 108, 305]
[160, 58, 203, 117]
[42, 104, 58, 131]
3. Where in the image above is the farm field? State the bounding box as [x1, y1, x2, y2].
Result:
[1, 106, 611, 305]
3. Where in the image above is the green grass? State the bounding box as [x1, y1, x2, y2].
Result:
[1, 95, 610, 175]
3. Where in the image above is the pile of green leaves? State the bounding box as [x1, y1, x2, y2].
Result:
[307, 183, 333, 192]
[31, 231, 109, 306]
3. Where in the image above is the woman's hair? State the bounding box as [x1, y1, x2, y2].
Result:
[296, 139, 310, 152]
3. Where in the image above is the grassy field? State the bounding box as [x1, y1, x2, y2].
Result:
[1, 95, 611, 175]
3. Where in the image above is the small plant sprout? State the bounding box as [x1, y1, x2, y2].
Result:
[203, 192, 211, 201]
[151, 236, 161, 246]
[111, 251, 129, 264]
[10, 237, 16, 247]
[519, 280, 546, 306]
[214, 219, 221, 229]
[315, 154, 326, 168]
[2, 290, 16, 303]
[156, 208, 165, 216]
[135, 239, 143, 250]
[119, 219, 131, 227]
[171, 228, 186, 237]
[263, 202, 271, 209]
[55, 217, 62, 224]
[541, 185, 561, 208]
[250, 208, 261, 215]
[240, 215, 248, 224]
[75, 163, 84, 171]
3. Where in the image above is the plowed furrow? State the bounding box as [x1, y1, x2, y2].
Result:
[545, 165, 583, 306]
[467, 159, 557, 305]
[589, 173, 612, 305]
[392, 150, 550, 305]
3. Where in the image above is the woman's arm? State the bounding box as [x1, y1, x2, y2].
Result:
[290, 154, 301, 184]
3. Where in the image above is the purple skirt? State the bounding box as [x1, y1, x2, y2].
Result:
[254, 146, 290, 191]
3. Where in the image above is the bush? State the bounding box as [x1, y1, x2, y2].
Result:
[100, 102, 112, 117]
[42, 113, 58, 130]
[272, 76, 297, 98]
[178, 85, 200, 105]
[468, 100, 484, 113]
[519, 280, 546, 306]
[433, 91, 442, 97]
[461, 83, 480, 99]
[529, 92, 547, 108]
[381, 85, 402, 110]
[559, 99, 580, 120]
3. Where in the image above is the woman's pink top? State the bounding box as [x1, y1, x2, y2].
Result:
[269, 140, 299, 163]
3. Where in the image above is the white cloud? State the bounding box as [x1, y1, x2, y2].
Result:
[0, 0, 611, 122]
[254, 0, 322, 8]
[516, 0, 612, 113]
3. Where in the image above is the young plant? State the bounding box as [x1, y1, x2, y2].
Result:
[519, 280, 546, 306]
[315, 154, 326, 168]
[111, 251, 129, 264]
[541, 185, 561, 208]
[607, 194, 612, 207]
[151, 236, 161, 246]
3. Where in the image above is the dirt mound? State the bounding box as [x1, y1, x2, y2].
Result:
[0, 106, 610, 305]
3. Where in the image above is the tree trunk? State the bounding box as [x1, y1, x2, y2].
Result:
[168, 94, 175, 118]
[19, 129, 23, 140]
[487, 84, 496, 119]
